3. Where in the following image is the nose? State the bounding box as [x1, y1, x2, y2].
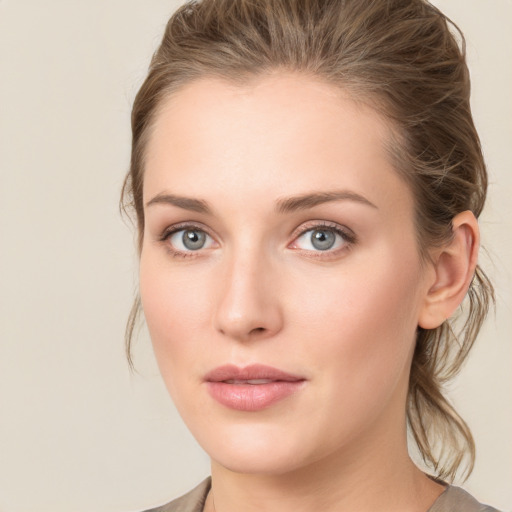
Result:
[213, 249, 283, 342]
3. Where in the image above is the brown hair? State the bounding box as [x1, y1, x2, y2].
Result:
[121, 0, 494, 482]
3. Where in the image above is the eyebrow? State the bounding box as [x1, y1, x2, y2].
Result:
[276, 190, 378, 213]
[145, 189, 377, 214]
[145, 193, 211, 214]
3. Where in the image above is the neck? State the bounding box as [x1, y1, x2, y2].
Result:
[205, 417, 444, 512]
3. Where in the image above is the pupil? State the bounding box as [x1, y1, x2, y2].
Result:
[183, 230, 206, 250]
[311, 230, 335, 250]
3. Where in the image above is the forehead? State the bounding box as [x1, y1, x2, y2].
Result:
[143, 73, 411, 215]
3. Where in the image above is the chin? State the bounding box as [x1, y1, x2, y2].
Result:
[191, 419, 326, 476]
[212, 446, 309, 476]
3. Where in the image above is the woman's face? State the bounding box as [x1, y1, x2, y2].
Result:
[140, 74, 435, 475]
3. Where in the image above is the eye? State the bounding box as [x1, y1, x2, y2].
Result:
[167, 228, 215, 252]
[291, 225, 353, 252]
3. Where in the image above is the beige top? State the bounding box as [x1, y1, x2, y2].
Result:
[144, 478, 501, 512]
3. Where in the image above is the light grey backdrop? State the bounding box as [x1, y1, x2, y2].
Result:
[0, 1, 510, 511]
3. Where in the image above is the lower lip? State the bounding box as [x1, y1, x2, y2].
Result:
[206, 381, 305, 411]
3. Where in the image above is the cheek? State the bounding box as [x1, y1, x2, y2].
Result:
[139, 256, 212, 377]
[139, 259, 219, 423]
[288, 251, 423, 393]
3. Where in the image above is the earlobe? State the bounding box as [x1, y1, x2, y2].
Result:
[418, 211, 480, 330]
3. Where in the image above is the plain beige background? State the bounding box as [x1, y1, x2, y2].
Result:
[0, 1, 510, 511]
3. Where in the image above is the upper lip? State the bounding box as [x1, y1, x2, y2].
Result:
[204, 364, 304, 383]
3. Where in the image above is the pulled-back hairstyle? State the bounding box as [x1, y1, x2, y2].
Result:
[121, 0, 494, 482]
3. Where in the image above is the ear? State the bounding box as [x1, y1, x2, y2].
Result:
[418, 211, 480, 330]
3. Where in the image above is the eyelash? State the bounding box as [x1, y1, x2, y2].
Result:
[158, 221, 357, 259]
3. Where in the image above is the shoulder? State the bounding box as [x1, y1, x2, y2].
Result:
[142, 478, 211, 512]
[141, 479, 503, 512]
[428, 485, 502, 512]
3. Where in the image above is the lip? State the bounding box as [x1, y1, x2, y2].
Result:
[204, 364, 306, 412]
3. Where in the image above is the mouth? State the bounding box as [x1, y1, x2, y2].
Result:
[204, 364, 306, 412]
[223, 379, 275, 384]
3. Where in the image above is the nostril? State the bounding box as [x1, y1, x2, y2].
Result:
[250, 327, 266, 335]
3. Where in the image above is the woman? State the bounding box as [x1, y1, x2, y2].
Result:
[121, 0, 499, 510]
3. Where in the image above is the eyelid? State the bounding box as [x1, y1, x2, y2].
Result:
[291, 220, 356, 240]
[159, 221, 215, 241]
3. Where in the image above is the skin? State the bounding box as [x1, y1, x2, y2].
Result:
[139, 73, 477, 512]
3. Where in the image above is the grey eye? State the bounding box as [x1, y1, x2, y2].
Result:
[293, 226, 347, 252]
[310, 229, 336, 250]
[169, 228, 213, 252]
[182, 230, 207, 250]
